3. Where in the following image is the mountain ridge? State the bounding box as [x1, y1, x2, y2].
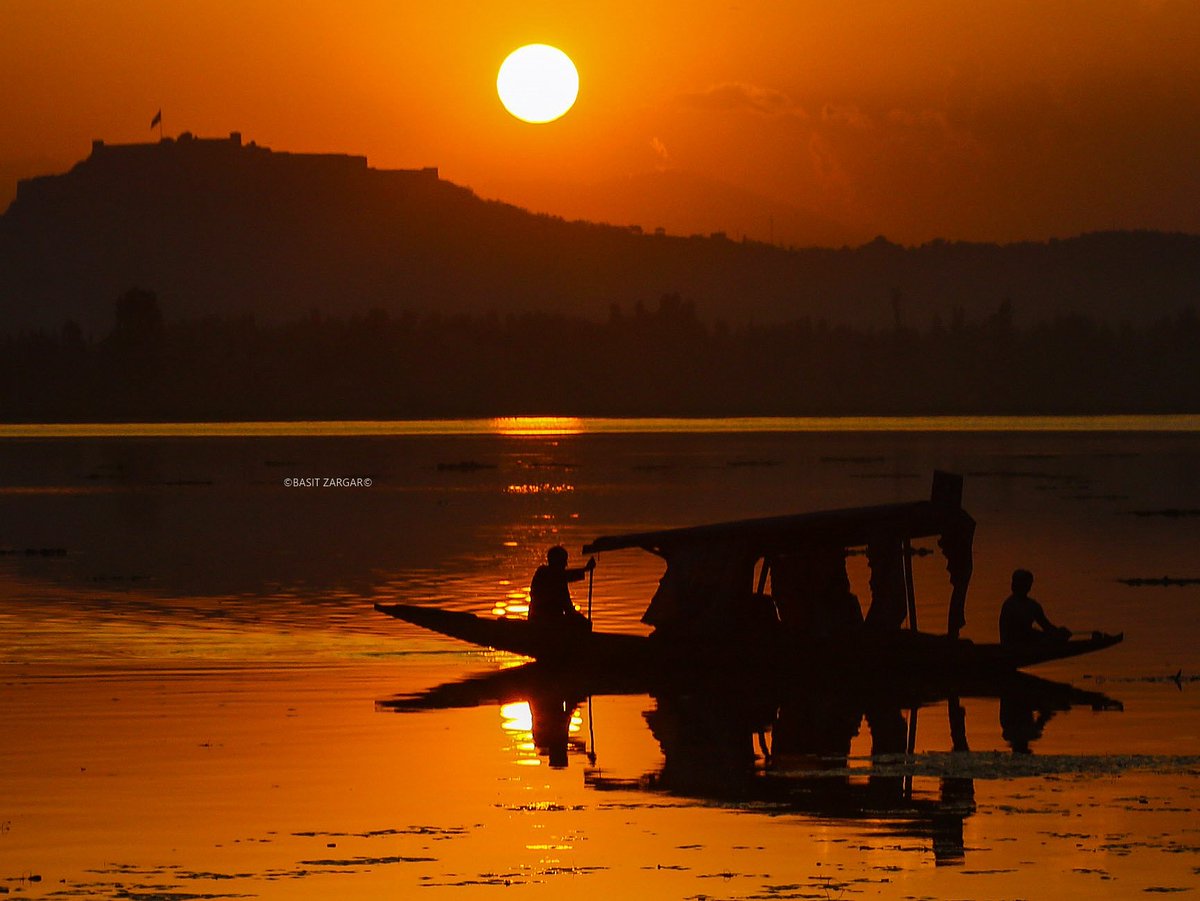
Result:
[475, 167, 869, 249]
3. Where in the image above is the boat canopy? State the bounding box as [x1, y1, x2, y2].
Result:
[584, 499, 970, 558]
[583, 471, 975, 638]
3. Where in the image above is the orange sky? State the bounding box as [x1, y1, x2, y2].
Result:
[2, 0, 1198, 245]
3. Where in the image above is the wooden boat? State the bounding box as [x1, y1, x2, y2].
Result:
[374, 600, 1122, 677]
[375, 471, 1123, 676]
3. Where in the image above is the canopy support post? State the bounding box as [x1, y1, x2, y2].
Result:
[587, 562, 595, 621]
[904, 706, 918, 800]
[902, 539, 918, 631]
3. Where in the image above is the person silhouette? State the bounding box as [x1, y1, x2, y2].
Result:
[528, 546, 594, 636]
[998, 569, 1070, 646]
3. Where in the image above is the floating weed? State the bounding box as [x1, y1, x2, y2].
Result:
[292, 825, 470, 839]
[296, 855, 437, 866]
[696, 870, 740, 880]
[176, 872, 255, 881]
[114, 892, 251, 901]
[421, 872, 521, 887]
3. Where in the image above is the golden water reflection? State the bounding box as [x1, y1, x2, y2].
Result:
[492, 416, 585, 437]
[5, 424, 1200, 897]
[505, 483, 575, 494]
[6, 663, 1194, 900]
[499, 698, 585, 769]
[392, 667, 1141, 871]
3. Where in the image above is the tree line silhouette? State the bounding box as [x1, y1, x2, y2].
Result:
[2, 288, 1197, 421]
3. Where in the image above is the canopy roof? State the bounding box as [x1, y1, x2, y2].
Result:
[585, 473, 976, 638]
[584, 498, 973, 558]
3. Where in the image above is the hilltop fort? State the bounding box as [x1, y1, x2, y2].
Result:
[1, 132, 1198, 334]
[13, 131, 438, 209]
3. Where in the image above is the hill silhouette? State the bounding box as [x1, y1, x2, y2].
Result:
[2, 132, 1199, 335]
[478, 168, 867, 249]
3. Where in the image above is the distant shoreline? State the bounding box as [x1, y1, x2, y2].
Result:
[3, 414, 1199, 439]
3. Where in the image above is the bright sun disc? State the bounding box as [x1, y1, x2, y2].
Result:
[497, 44, 579, 124]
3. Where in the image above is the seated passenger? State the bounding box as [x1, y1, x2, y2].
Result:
[778, 546, 862, 639]
[998, 569, 1070, 646]
[642, 543, 756, 643]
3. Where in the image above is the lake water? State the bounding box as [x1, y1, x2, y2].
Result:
[2, 418, 1199, 898]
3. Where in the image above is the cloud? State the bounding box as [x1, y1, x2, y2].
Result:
[820, 103, 872, 129]
[678, 82, 807, 118]
[807, 132, 854, 199]
[883, 107, 987, 158]
[649, 136, 671, 167]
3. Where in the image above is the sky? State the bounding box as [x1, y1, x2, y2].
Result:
[1, 0, 1197, 246]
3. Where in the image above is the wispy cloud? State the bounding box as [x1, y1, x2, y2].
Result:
[678, 82, 807, 118]
[821, 103, 871, 129]
[649, 136, 671, 169]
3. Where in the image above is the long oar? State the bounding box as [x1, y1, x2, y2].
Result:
[587, 694, 597, 766]
[586, 558, 595, 621]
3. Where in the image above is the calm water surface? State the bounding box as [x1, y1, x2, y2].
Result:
[1, 418, 1198, 898]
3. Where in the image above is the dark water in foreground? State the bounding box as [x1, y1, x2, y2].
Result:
[1, 418, 1199, 898]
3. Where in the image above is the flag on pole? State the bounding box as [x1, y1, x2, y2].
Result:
[150, 110, 162, 129]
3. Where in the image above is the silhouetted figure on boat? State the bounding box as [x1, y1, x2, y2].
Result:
[770, 546, 862, 639]
[999, 569, 1071, 647]
[529, 546, 594, 637]
[812, 550, 864, 637]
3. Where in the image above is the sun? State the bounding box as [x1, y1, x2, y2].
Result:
[497, 44, 579, 124]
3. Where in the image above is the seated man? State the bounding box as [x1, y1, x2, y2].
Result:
[772, 547, 862, 638]
[529, 545, 594, 635]
[999, 569, 1070, 646]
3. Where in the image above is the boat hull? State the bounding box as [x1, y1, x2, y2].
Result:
[373, 602, 1122, 678]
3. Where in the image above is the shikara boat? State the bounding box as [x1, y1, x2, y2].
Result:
[375, 471, 1122, 678]
[373, 600, 1120, 676]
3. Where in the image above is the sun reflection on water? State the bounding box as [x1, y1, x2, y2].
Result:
[492, 587, 531, 618]
[498, 700, 586, 768]
[491, 417, 585, 437]
[500, 701, 539, 767]
[504, 483, 575, 495]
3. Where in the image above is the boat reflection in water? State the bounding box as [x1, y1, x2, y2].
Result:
[378, 666, 1122, 867]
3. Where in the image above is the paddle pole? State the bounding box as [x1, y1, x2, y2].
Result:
[587, 694, 597, 766]
[586, 559, 595, 621]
